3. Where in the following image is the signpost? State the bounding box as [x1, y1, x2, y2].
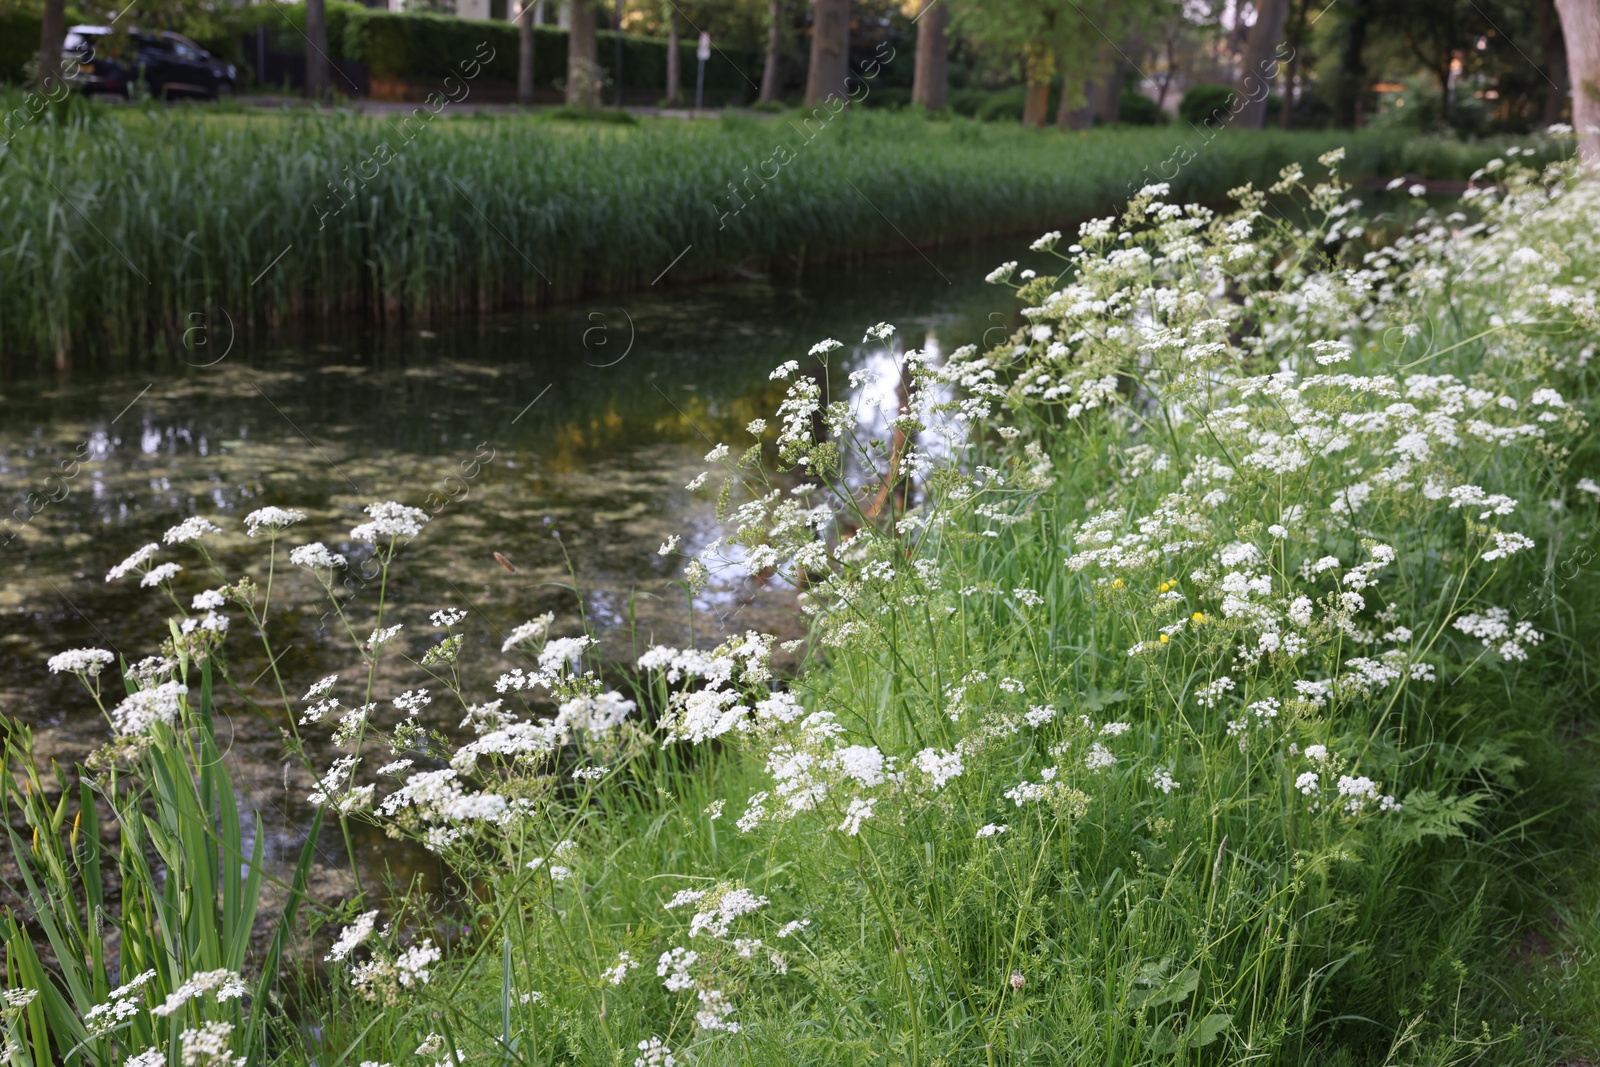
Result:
[695, 32, 710, 112]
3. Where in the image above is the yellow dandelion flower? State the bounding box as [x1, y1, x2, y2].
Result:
[1112, 578, 1124, 590]
[1192, 612, 1205, 623]
[1159, 634, 1169, 644]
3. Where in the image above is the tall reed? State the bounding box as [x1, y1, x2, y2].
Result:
[0, 104, 1562, 368]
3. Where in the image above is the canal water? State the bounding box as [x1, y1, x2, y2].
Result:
[0, 238, 1037, 892]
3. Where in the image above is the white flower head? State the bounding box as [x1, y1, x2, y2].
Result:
[48, 648, 115, 677]
[502, 613, 554, 653]
[350, 501, 428, 544]
[1029, 230, 1062, 252]
[985, 261, 1018, 285]
[290, 542, 347, 570]
[863, 322, 895, 342]
[243, 506, 307, 537]
[325, 910, 379, 962]
[163, 517, 221, 545]
[106, 543, 160, 582]
[139, 562, 182, 588]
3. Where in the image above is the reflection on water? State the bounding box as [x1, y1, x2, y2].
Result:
[0, 242, 1025, 895]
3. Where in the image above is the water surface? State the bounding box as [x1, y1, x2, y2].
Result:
[0, 240, 1033, 892]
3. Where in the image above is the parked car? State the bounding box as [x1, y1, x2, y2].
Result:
[63, 26, 237, 100]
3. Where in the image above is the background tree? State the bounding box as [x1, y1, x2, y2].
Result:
[567, 0, 601, 107]
[1555, 0, 1599, 160]
[760, 0, 784, 102]
[1332, 0, 1373, 125]
[305, 0, 330, 99]
[35, 0, 66, 92]
[1539, 0, 1569, 126]
[910, 0, 947, 110]
[666, 2, 682, 104]
[804, 0, 850, 105]
[1235, 0, 1288, 126]
[518, 0, 537, 104]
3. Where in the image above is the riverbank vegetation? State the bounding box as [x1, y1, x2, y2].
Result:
[0, 106, 1570, 369]
[6, 146, 1597, 1064]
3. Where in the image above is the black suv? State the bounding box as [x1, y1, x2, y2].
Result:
[64, 26, 237, 100]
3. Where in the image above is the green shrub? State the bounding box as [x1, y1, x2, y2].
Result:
[0, 11, 42, 85]
[1118, 89, 1168, 126]
[1180, 82, 1236, 127]
[974, 84, 1026, 122]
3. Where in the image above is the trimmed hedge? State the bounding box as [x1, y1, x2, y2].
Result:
[255, 2, 758, 98]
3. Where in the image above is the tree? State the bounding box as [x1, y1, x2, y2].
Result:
[667, 3, 683, 104]
[1279, 0, 1308, 127]
[761, 0, 785, 102]
[518, 0, 537, 104]
[952, 0, 1164, 128]
[1540, 0, 1570, 126]
[1333, 0, 1372, 126]
[804, 0, 850, 106]
[1554, 0, 1599, 161]
[36, 0, 66, 92]
[306, 0, 330, 100]
[1235, 0, 1288, 127]
[911, 0, 948, 110]
[567, 0, 601, 107]
[1021, 36, 1054, 126]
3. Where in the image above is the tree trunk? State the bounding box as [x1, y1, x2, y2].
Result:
[1333, 0, 1370, 127]
[667, 4, 682, 105]
[760, 0, 783, 103]
[305, 0, 330, 100]
[910, 0, 947, 111]
[518, 0, 536, 104]
[1155, 34, 1176, 109]
[37, 0, 66, 92]
[1235, 0, 1288, 128]
[1280, 0, 1305, 128]
[1541, 0, 1570, 126]
[1022, 79, 1050, 127]
[804, 0, 849, 107]
[1095, 44, 1124, 126]
[1555, 0, 1600, 162]
[566, 0, 600, 108]
[1056, 78, 1092, 129]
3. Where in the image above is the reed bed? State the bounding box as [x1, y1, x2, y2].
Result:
[0, 103, 1563, 367]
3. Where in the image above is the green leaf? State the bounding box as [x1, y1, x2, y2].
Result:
[1391, 790, 1487, 846]
[1186, 1012, 1232, 1048]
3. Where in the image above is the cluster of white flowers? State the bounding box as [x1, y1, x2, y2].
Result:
[164, 516, 222, 544]
[111, 680, 188, 735]
[350, 500, 428, 543]
[243, 506, 306, 537]
[47, 647, 115, 677]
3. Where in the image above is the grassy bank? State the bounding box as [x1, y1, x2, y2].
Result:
[4, 148, 1597, 1065]
[0, 103, 1568, 368]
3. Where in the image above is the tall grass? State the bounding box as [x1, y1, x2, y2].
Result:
[3, 150, 1596, 1066]
[0, 102, 1566, 367]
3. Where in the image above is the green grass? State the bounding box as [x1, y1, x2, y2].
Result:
[0, 101, 1568, 367]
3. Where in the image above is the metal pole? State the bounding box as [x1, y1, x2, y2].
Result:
[614, 0, 623, 107]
